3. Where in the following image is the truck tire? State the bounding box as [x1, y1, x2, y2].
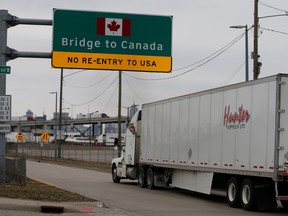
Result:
[138, 167, 146, 188]
[281, 200, 288, 209]
[227, 177, 241, 208]
[112, 164, 120, 183]
[240, 178, 256, 211]
[146, 167, 154, 189]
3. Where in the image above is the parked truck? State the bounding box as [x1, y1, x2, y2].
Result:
[111, 74, 288, 211]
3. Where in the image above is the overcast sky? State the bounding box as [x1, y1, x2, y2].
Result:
[2, 0, 288, 119]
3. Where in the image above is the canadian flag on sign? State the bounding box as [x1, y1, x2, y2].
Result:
[97, 18, 131, 36]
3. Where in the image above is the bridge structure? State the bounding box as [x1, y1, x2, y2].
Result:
[9, 116, 129, 138]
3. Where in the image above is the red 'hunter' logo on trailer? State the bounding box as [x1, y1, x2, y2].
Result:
[224, 105, 250, 129]
[97, 18, 131, 36]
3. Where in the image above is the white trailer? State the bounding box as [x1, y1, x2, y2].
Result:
[112, 74, 288, 211]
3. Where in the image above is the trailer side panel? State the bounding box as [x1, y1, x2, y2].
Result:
[140, 76, 283, 177]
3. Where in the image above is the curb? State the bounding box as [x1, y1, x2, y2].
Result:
[0, 198, 109, 213]
[28, 176, 57, 187]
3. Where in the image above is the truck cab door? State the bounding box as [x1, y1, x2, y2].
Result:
[124, 110, 141, 165]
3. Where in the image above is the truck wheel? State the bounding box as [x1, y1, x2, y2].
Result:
[240, 178, 256, 211]
[146, 167, 154, 189]
[138, 167, 146, 188]
[281, 200, 288, 209]
[112, 164, 120, 183]
[227, 177, 241, 208]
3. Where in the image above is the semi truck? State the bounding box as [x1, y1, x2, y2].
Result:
[111, 74, 288, 211]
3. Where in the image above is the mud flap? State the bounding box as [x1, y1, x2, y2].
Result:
[255, 185, 277, 211]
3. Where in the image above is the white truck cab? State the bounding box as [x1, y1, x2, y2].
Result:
[111, 110, 141, 183]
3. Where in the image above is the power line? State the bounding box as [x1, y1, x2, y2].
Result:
[64, 73, 113, 88]
[63, 69, 86, 78]
[64, 76, 118, 107]
[221, 61, 245, 86]
[173, 31, 247, 72]
[98, 79, 119, 113]
[260, 27, 288, 36]
[259, 1, 288, 14]
[123, 74, 145, 103]
[125, 31, 246, 81]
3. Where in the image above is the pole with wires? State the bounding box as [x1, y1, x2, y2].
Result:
[253, 0, 260, 80]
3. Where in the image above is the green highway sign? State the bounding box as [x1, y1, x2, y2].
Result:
[0, 66, 11, 74]
[52, 9, 172, 72]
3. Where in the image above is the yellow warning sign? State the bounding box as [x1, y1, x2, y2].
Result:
[16, 132, 25, 142]
[40, 131, 50, 142]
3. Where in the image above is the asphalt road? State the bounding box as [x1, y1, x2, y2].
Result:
[27, 160, 287, 216]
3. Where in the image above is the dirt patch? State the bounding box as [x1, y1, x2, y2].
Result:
[0, 157, 112, 202]
[29, 156, 111, 172]
[0, 177, 95, 202]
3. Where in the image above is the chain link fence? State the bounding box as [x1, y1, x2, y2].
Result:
[6, 142, 118, 164]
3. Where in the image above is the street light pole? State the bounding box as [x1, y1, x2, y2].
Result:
[230, 25, 249, 82]
[245, 25, 249, 82]
[49, 91, 57, 159]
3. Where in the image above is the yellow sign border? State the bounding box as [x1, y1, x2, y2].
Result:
[16, 132, 25, 142]
[40, 131, 50, 142]
[52, 52, 172, 73]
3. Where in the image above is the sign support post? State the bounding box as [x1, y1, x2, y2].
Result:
[118, 71, 122, 157]
[58, 68, 63, 158]
[0, 10, 9, 182]
[0, 10, 52, 182]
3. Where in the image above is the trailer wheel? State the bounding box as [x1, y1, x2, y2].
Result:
[281, 200, 288, 209]
[146, 167, 154, 189]
[112, 164, 120, 183]
[240, 178, 256, 211]
[138, 167, 146, 188]
[227, 177, 241, 208]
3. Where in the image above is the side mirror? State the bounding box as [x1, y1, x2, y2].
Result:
[114, 138, 119, 147]
[128, 123, 136, 134]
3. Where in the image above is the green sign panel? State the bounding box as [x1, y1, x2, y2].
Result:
[0, 66, 11, 74]
[52, 9, 172, 72]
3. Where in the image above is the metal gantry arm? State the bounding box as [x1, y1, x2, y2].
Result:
[0, 10, 53, 181]
[6, 16, 52, 26]
[3, 12, 52, 61]
[5, 48, 52, 61]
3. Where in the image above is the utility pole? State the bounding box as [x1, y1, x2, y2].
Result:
[253, 0, 260, 80]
